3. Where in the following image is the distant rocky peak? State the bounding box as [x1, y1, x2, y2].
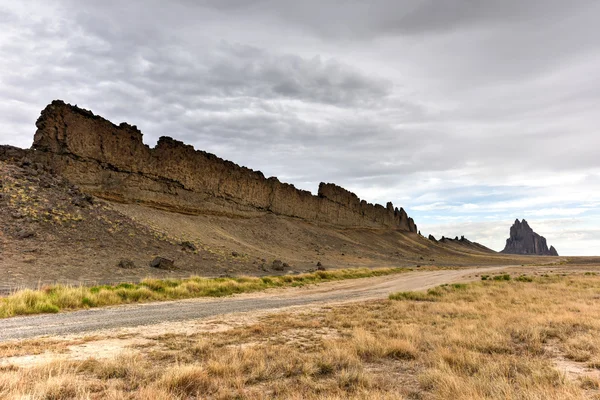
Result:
[501, 219, 558, 256]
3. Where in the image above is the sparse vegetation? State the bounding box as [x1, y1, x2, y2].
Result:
[515, 274, 534, 282]
[389, 282, 469, 302]
[492, 273, 511, 281]
[0, 164, 85, 225]
[481, 273, 514, 281]
[2, 273, 600, 399]
[389, 290, 436, 301]
[0, 267, 410, 318]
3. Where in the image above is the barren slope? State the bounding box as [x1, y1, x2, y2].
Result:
[1, 158, 566, 291]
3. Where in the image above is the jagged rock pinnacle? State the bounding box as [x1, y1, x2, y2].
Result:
[501, 219, 559, 256]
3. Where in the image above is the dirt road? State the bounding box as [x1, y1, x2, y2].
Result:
[0, 267, 509, 341]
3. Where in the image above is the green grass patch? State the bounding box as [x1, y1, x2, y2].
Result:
[389, 291, 436, 302]
[450, 283, 468, 290]
[391, 274, 560, 305]
[0, 267, 411, 318]
[390, 281, 474, 302]
[515, 275, 533, 282]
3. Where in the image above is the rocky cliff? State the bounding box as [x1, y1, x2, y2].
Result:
[10, 100, 417, 231]
[501, 219, 558, 256]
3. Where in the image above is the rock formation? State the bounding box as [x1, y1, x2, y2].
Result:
[4, 100, 418, 232]
[501, 219, 559, 256]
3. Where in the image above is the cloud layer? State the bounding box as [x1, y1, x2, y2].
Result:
[1, 0, 599, 255]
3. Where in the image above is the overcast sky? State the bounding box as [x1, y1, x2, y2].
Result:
[1, 1, 599, 255]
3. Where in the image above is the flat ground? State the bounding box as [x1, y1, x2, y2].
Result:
[1, 264, 600, 399]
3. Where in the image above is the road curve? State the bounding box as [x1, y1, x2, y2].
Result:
[0, 267, 508, 341]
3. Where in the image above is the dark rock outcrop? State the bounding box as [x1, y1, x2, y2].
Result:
[4, 100, 419, 232]
[181, 241, 197, 252]
[271, 260, 285, 271]
[118, 259, 136, 269]
[501, 219, 559, 256]
[435, 235, 495, 253]
[150, 257, 175, 270]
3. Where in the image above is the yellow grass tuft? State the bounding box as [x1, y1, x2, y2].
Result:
[0, 267, 410, 318]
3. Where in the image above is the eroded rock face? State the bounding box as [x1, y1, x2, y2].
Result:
[501, 219, 559, 256]
[21, 100, 419, 232]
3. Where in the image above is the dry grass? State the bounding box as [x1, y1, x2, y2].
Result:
[2, 273, 600, 399]
[0, 338, 77, 358]
[0, 267, 410, 318]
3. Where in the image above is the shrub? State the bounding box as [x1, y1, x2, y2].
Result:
[515, 275, 533, 282]
[451, 283, 468, 290]
[36, 303, 60, 314]
[389, 291, 436, 302]
[427, 288, 444, 297]
[261, 277, 274, 285]
[81, 297, 95, 307]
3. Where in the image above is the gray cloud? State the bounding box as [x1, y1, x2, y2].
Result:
[194, 0, 595, 39]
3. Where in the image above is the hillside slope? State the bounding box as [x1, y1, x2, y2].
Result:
[0, 102, 564, 291]
[0, 158, 557, 292]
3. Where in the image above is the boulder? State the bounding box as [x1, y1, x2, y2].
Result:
[16, 228, 35, 239]
[180, 241, 197, 251]
[118, 259, 136, 269]
[271, 259, 285, 271]
[150, 257, 175, 270]
[71, 194, 94, 207]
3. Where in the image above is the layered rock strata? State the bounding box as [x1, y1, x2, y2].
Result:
[13, 100, 418, 231]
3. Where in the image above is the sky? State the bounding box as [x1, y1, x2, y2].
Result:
[0, 1, 599, 255]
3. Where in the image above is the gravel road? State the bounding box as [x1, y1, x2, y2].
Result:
[0, 267, 508, 341]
